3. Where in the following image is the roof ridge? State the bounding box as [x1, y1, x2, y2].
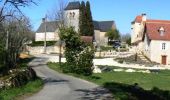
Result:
[146, 22, 170, 24]
[147, 19, 170, 23]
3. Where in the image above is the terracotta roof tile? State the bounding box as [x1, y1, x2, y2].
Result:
[147, 19, 170, 23]
[135, 16, 142, 23]
[81, 36, 93, 43]
[145, 20, 170, 40]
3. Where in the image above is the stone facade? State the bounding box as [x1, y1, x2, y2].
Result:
[131, 14, 170, 65]
[64, 9, 79, 32]
[35, 32, 59, 41]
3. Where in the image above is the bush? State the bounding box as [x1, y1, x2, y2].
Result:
[77, 46, 94, 75]
[118, 59, 124, 63]
[59, 27, 94, 76]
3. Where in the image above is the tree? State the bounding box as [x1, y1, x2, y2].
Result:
[105, 29, 120, 43]
[86, 1, 94, 36]
[126, 37, 131, 46]
[79, 1, 88, 36]
[79, 1, 94, 36]
[0, 0, 36, 72]
[2, 17, 33, 69]
[47, 0, 68, 65]
[121, 33, 131, 45]
[0, 0, 36, 22]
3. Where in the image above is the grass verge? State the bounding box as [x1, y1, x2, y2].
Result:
[0, 78, 43, 100]
[48, 62, 170, 100]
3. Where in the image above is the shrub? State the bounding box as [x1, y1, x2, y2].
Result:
[118, 59, 124, 63]
[59, 27, 94, 76]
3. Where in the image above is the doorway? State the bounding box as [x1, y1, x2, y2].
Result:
[162, 55, 167, 65]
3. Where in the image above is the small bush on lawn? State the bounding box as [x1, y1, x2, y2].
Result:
[59, 27, 94, 76]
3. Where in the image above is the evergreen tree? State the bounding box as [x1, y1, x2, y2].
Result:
[79, 1, 88, 36]
[79, 1, 94, 36]
[86, 1, 94, 36]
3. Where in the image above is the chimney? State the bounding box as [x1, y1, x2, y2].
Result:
[142, 13, 147, 21]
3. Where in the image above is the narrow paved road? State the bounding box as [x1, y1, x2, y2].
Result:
[25, 54, 113, 100]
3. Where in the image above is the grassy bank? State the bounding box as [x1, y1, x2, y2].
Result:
[0, 78, 43, 100]
[48, 62, 170, 100]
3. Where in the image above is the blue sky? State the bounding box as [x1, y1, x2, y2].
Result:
[22, 0, 170, 34]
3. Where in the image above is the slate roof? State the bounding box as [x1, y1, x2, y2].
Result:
[93, 21, 115, 32]
[36, 21, 59, 33]
[145, 20, 170, 41]
[64, 1, 80, 10]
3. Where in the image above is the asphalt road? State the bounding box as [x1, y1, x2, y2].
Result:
[25, 54, 113, 100]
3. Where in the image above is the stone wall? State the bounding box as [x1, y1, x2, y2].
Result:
[26, 46, 64, 55]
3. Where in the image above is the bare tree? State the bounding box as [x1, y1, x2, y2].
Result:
[0, 0, 36, 72]
[47, 0, 68, 29]
[0, 0, 37, 22]
[1, 16, 32, 69]
[121, 33, 131, 45]
[47, 0, 68, 65]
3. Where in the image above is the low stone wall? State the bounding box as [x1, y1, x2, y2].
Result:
[26, 46, 64, 55]
[0, 67, 37, 90]
[95, 51, 134, 58]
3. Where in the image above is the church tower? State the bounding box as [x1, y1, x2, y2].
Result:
[64, 1, 80, 32]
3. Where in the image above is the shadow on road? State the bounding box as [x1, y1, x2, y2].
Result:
[44, 78, 69, 84]
[75, 87, 113, 100]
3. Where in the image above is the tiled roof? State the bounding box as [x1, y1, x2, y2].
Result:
[64, 1, 80, 10]
[147, 19, 170, 23]
[93, 21, 115, 32]
[36, 21, 59, 33]
[145, 20, 170, 41]
[135, 15, 143, 23]
[81, 36, 93, 43]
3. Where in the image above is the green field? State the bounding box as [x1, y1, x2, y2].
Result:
[48, 62, 170, 100]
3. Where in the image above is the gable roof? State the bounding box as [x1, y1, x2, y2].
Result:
[145, 20, 170, 41]
[36, 20, 115, 33]
[93, 21, 115, 32]
[36, 21, 59, 33]
[64, 1, 80, 10]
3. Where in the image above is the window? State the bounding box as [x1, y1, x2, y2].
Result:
[159, 27, 165, 36]
[69, 12, 75, 19]
[73, 12, 75, 18]
[162, 43, 166, 50]
[160, 30, 164, 36]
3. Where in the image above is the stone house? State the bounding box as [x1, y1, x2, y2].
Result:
[35, 1, 116, 46]
[131, 14, 170, 65]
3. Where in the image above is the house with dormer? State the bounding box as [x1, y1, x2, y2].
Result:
[35, 1, 116, 46]
[131, 14, 170, 65]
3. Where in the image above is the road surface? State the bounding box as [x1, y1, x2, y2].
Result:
[25, 54, 113, 100]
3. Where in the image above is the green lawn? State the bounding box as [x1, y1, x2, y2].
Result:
[28, 41, 57, 47]
[0, 78, 43, 100]
[48, 62, 170, 100]
[100, 46, 114, 51]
